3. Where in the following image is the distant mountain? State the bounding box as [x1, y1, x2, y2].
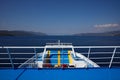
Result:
[74, 31, 120, 36]
[0, 30, 47, 36]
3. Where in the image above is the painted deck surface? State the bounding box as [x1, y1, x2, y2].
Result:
[46, 50, 69, 65]
[0, 68, 120, 80]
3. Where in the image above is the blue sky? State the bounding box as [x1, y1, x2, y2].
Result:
[0, 0, 120, 35]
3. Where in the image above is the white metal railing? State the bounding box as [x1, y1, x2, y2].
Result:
[0, 46, 120, 68]
[74, 46, 120, 68]
[74, 46, 120, 48]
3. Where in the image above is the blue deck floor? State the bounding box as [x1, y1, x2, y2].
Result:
[46, 50, 69, 65]
[50, 50, 58, 65]
[0, 68, 120, 80]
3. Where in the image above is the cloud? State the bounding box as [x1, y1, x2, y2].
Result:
[94, 23, 119, 28]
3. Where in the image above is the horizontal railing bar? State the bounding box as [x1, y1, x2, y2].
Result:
[0, 57, 119, 60]
[0, 63, 22, 64]
[74, 46, 120, 48]
[44, 58, 70, 59]
[90, 51, 120, 54]
[46, 53, 70, 54]
[90, 52, 116, 54]
[90, 57, 120, 59]
[112, 62, 120, 63]
[0, 62, 119, 64]
[81, 52, 113, 54]
[0, 52, 120, 54]
[0, 46, 45, 48]
[0, 58, 71, 59]
[0, 63, 70, 64]
[43, 62, 67, 64]
[90, 57, 111, 59]
[0, 46, 120, 49]
[0, 53, 69, 54]
[0, 53, 36, 54]
[1, 52, 120, 54]
[115, 52, 120, 53]
[0, 58, 34, 59]
[90, 52, 120, 54]
[0, 53, 43, 54]
[0, 67, 12, 68]
[0, 63, 36, 64]
[0, 55, 119, 60]
[80, 52, 120, 55]
[96, 62, 120, 64]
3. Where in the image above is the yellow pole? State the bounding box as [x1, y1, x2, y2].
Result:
[68, 50, 73, 64]
[58, 50, 61, 66]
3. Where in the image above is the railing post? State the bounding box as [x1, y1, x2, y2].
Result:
[6, 48, 14, 68]
[34, 48, 37, 61]
[72, 47, 76, 57]
[87, 48, 91, 58]
[34, 48, 37, 68]
[42, 47, 46, 61]
[109, 47, 117, 68]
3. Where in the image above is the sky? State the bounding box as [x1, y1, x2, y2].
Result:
[0, 0, 120, 35]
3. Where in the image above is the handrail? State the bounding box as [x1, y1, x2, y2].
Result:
[0, 62, 120, 65]
[0, 46, 45, 48]
[0, 57, 120, 60]
[90, 57, 120, 59]
[74, 46, 120, 48]
[0, 46, 120, 48]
